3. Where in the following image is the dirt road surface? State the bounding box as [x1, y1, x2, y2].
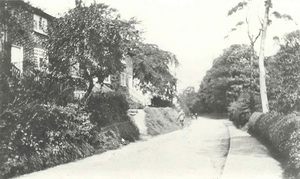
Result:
[17, 118, 229, 179]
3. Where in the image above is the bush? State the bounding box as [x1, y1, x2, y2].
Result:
[87, 91, 139, 142]
[150, 96, 174, 108]
[228, 92, 261, 128]
[0, 103, 94, 178]
[0, 91, 140, 178]
[248, 112, 300, 178]
[0, 80, 140, 178]
[228, 93, 250, 128]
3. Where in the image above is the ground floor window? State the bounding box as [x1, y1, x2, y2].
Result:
[34, 48, 48, 70]
[11, 45, 23, 73]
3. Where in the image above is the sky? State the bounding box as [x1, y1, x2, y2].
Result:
[27, 0, 300, 93]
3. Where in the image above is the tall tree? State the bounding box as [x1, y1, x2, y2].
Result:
[131, 43, 179, 100]
[47, 1, 141, 101]
[268, 30, 300, 113]
[227, 1, 261, 112]
[258, 0, 271, 113]
[227, 0, 295, 113]
[196, 44, 255, 113]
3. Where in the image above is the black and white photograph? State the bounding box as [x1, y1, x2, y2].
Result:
[1, 0, 300, 178]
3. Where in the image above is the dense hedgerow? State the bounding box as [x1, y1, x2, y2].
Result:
[248, 112, 300, 178]
[0, 103, 94, 178]
[87, 92, 140, 142]
[0, 91, 140, 178]
[228, 92, 261, 128]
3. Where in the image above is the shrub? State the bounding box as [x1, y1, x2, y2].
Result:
[0, 103, 94, 178]
[150, 96, 174, 107]
[228, 92, 261, 128]
[228, 93, 251, 128]
[87, 91, 139, 142]
[248, 112, 300, 178]
[242, 112, 263, 131]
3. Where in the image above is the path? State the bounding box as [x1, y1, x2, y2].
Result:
[17, 118, 229, 179]
[16, 117, 284, 179]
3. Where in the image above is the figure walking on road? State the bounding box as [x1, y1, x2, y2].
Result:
[177, 110, 185, 128]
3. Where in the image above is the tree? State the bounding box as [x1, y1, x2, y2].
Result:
[268, 30, 300, 113]
[47, 1, 141, 101]
[227, 1, 261, 112]
[195, 44, 257, 113]
[258, 0, 271, 113]
[177, 86, 198, 115]
[131, 43, 179, 100]
[227, 0, 295, 113]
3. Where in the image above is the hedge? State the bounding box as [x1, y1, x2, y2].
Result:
[0, 91, 140, 178]
[248, 112, 300, 178]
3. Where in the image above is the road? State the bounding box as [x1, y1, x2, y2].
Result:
[17, 118, 230, 179]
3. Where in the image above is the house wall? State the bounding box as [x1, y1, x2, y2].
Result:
[3, 1, 51, 73]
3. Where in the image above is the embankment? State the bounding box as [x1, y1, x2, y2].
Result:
[143, 107, 190, 136]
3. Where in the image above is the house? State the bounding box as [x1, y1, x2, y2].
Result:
[0, 0, 150, 105]
[0, 0, 52, 77]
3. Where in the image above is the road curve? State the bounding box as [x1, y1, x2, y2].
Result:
[17, 118, 230, 179]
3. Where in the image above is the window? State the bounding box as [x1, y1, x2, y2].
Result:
[74, 90, 85, 100]
[34, 14, 48, 34]
[120, 72, 126, 86]
[104, 75, 111, 84]
[11, 45, 23, 73]
[34, 48, 47, 70]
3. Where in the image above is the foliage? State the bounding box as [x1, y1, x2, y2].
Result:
[0, 90, 140, 178]
[86, 91, 139, 142]
[248, 112, 300, 178]
[150, 96, 174, 108]
[227, 0, 295, 113]
[87, 91, 129, 126]
[177, 86, 198, 115]
[228, 92, 261, 128]
[1, 71, 80, 108]
[194, 44, 258, 113]
[227, 1, 248, 16]
[268, 30, 300, 114]
[0, 103, 94, 178]
[47, 1, 141, 100]
[131, 43, 179, 100]
[0, 0, 32, 44]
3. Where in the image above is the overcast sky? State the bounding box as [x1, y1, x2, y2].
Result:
[27, 0, 300, 92]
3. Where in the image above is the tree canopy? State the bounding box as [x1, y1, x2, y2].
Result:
[268, 30, 300, 113]
[131, 43, 179, 100]
[184, 44, 259, 113]
[47, 1, 141, 100]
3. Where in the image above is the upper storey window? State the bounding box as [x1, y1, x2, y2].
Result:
[34, 14, 48, 35]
